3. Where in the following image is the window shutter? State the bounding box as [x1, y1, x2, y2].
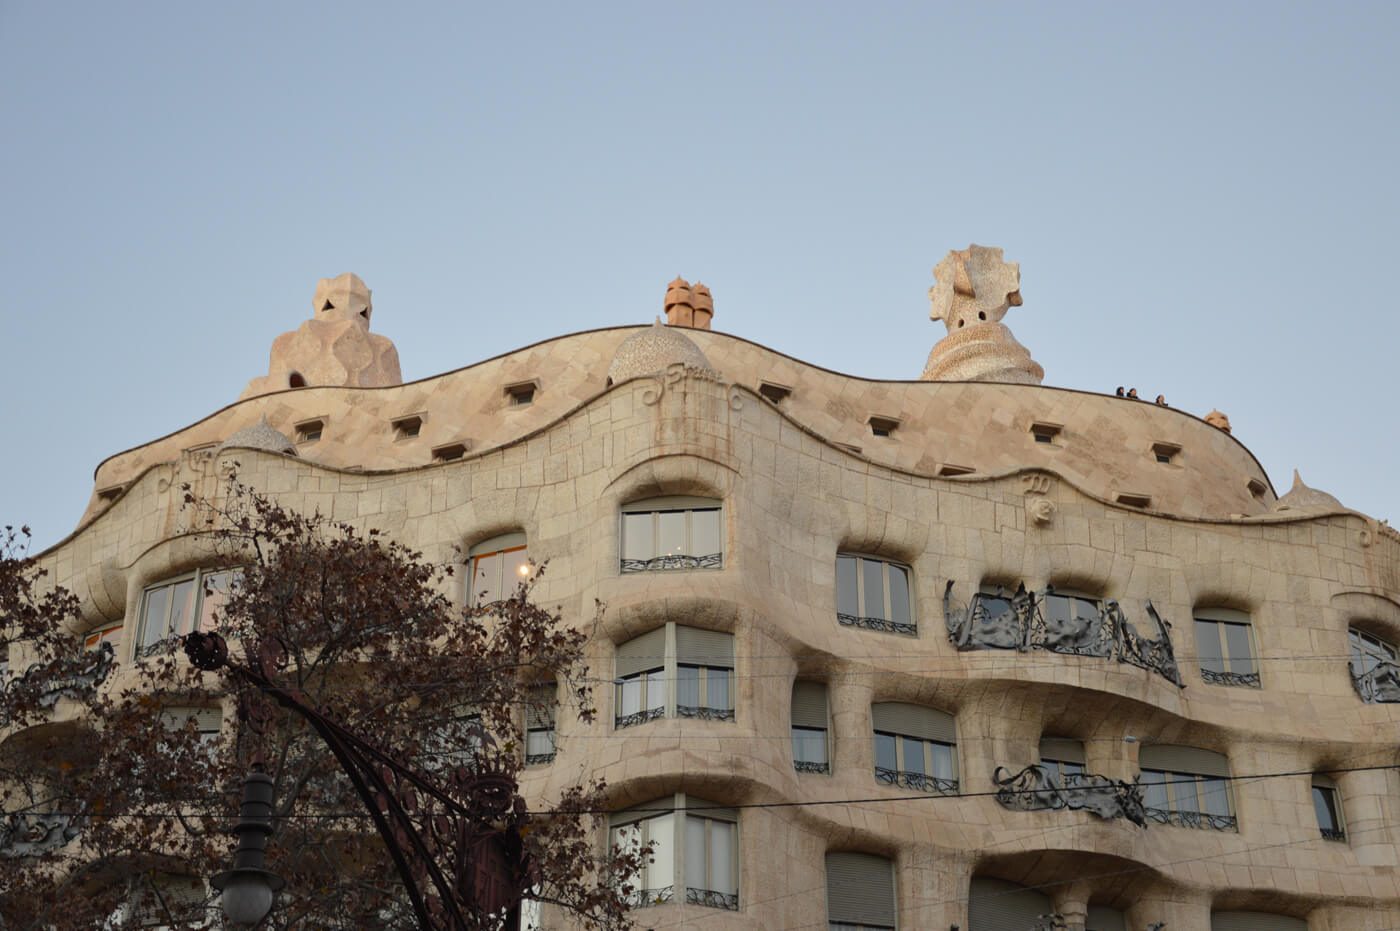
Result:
[1211, 912, 1308, 931]
[1139, 744, 1230, 777]
[791, 681, 829, 729]
[610, 797, 674, 828]
[621, 496, 721, 512]
[683, 795, 737, 822]
[675, 626, 733, 668]
[1038, 738, 1086, 764]
[527, 683, 555, 729]
[615, 628, 667, 679]
[871, 702, 956, 744]
[825, 852, 895, 926]
[1086, 904, 1127, 931]
[967, 877, 1053, 930]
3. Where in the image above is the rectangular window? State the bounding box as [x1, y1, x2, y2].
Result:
[83, 622, 124, 654]
[792, 681, 830, 774]
[137, 569, 238, 657]
[836, 555, 915, 636]
[295, 418, 325, 443]
[826, 852, 895, 930]
[1139, 744, 1236, 831]
[391, 413, 424, 439]
[504, 381, 539, 407]
[525, 682, 556, 765]
[469, 542, 530, 604]
[1038, 738, 1086, 785]
[1313, 778, 1345, 841]
[1195, 612, 1259, 687]
[871, 702, 958, 795]
[611, 797, 738, 911]
[620, 498, 723, 572]
[615, 625, 734, 728]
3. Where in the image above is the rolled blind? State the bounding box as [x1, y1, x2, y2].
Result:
[683, 794, 737, 823]
[615, 628, 667, 678]
[609, 796, 673, 828]
[1038, 738, 1086, 764]
[825, 852, 895, 926]
[1139, 744, 1230, 777]
[968, 877, 1052, 931]
[621, 495, 721, 513]
[1312, 773, 1337, 789]
[469, 531, 526, 556]
[526, 682, 555, 729]
[791, 681, 829, 729]
[871, 702, 956, 744]
[1211, 912, 1308, 931]
[1086, 904, 1127, 931]
[675, 626, 734, 668]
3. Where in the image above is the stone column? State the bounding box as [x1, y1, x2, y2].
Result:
[1128, 889, 1210, 931]
[830, 668, 874, 775]
[1339, 766, 1400, 866]
[898, 845, 972, 931]
[1052, 880, 1092, 930]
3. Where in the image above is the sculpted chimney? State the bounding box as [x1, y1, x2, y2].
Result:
[664, 276, 713, 329]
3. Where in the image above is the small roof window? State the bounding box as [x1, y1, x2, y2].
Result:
[504, 380, 539, 407]
[294, 418, 325, 444]
[758, 381, 792, 404]
[1152, 441, 1182, 465]
[391, 413, 424, 440]
[1030, 422, 1062, 445]
[868, 416, 900, 439]
[938, 463, 975, 477]
[432, 441, 471, 463]
[1117, 492, 1152, 508]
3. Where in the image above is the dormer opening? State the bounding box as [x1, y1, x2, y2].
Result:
[321, 301, 334, 312]
[289, 372, 306, 388]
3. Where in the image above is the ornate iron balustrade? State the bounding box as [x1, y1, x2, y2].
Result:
[0, 642, 116, 726]
[944, 582, 1184, 687]
[0, 809, 84, 859]
[1031, 914, 1067, 931]
[1351, 660, 1400, 703]
[614, 707, 665, 729]
[794, 760, 830, 774]
[676, 705, 735, 722]
[1321, 827, 1346, 842]
[525, 752, 555, 766]
[686, 887, 740, 910]
[836, 613, 917, 636]
[625, 885, 675, 907]
[874, 767, 958, 795]
[1201, 667, 1261, 688]
[1145, 806, 1237, 831]
[992, 764, 1147, 826]
[620, 553, 722, 573]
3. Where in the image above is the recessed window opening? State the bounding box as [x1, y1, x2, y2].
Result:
[758, 381, 791, 404]
[836, 554, 915, 636]
[871, 701, 958, 794]
[1038, 737, 1087, 785]
[96, 484, 126, 503]
[791, 681, 830, 774]
[525, 681, 556, 765]
[614, 624, 734, 729]
[137, 569, 239, 657]
[1247, 478, 1269, 500]
[1116, 492, 1152, 508]
[295, 418, 324, 443]
[432, 441, 470, 462]
[1041, 587, 1102, 633]
[289, 372, 306, 388]
[504, 380, 538, 407]
[1152, 441, 1182, 464]
[391, 414, 423, 439]
[1312, 774, 1345, 841]
[834, 442, 862, 455]
[83, 621, 123, 654]
[826, 852, 895, 930]
[1138, 744, 1236, 831]
[1030, 421, 1063, 445]
[620, 496, 723, 572]
[467, 532, 529, 604]
[868, 416, 900, 439]
[969, 877, 1055, 931]
[938, 463, 975, 476]
[611, 794, 740, 911]
[1210, 912, 1309, 931]
[1348, 626, 1399, 703]
[1194, 609, 1259, 688]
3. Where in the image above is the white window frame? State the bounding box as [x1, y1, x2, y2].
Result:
[791, 681, 830, 775]
[1194, 608, 1260, 688]
[525, 681, 556, 766]
[1312, 775, 1346, 841]
[466, 532, 531, 605]
[1138, 745, 1236, 831]
[1349, 627, 1397, 674]
[835, 554, 915, 635]
[614, 623, 735, 729]
[609, 794, 739, 911]
[619, 496, 724, 572]
[136, 569, 238, 657]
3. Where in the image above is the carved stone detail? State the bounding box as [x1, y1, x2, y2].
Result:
[921, 245, 1044, 385]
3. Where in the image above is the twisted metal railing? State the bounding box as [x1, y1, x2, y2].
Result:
[836, 613, 917, 636]
[614, 707, 665, 729]
[1145, 807, 1237, 831]
[992, 764, 1147, 826]
[620, 553, 722, 573]
[686, 887, 739, 910]
[1201, 667, 1261, 688]
[676, 705, 735, 722]
[1351, 660, 1400, 703]
[794, 760, 829, 774]
[873, 767, 958, 795]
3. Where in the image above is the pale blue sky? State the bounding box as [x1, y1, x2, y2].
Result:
[2, 2, 1396, 551]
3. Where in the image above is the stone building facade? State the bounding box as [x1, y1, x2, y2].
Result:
[16, 253, 1400, 929]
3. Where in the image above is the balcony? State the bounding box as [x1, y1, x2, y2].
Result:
[993, 763, 1146, 826]
[874, 767, 958, 795]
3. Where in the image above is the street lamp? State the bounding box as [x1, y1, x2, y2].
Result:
[211, 763, 284, 927]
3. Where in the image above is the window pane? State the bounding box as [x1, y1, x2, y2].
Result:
[167, 579, 196, 637]
[888, 565, 911, 625]
[527, 730, 553, 757]
[930, 742, 955, 781]
[141, 586, 171, 649]
[676, 666, 700, 709]
[197, 571, 234, 632]
[1142, 770, 1170, 810]
[623, 513, 654, 561]
[473, 552, 500, 603]
[502, 548, 530, 593]
[793, 727, 828, 764]
[1313, 786, 1340, 832]
[706, 668, 731, 711]
[709, 820, 735, 895]
[619, 677, 641, 717]
[1172, 773, 1200, 813]
[1063, 760, 1085, 776]
[1072, 596, 1099, 623]
[1200, 777, 1230, 817]
[901, 737, 925, 774]
[657, 511, 687, 559]
[875, 733, 897, 772]
[836, 557, 859, 618]
[1041, 759, 1061, 784]
[1195, 619, 1225, 674]
[646, 669, 668, 712]
[1044, 594, 1071, 631]
[685, 816, 707, 890]
[1223, 622, 1255, 675]
[862, 559, 886, 620]
[691, 510, 721, 558]
[647, 815, 674, 892]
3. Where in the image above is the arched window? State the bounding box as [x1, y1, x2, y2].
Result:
[614, 624, 734, 729]
[620, 496, 723, 572]
[467, 532, 530, 604]
[1194, 608, 1259, 688]
[1138, 744, 1236, 831]
[836, 554, 914, 635]
[871, 702, 957, 795]
[792, 681, 830, 774]
[136, 568, 238, 656]
[610, 794, 739, 911]
[825, 851, 895, 930]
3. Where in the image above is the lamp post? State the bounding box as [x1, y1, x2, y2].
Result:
[185, 631, 532, 930]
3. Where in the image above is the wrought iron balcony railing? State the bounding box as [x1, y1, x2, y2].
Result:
[943, 582, 1184, 687]
[992, 764, 1147, 826]
[1321, 827, 1346, 842]
[525, 752, 555, 766]
[686, 887, 740, 910]
[1351, 659, 1400, 703]
[0, 642, 116, 727]
[836, 613, 917, 636]
[621, 553, 722, 573]
[1201, 667, 1261, 688]
[676, 705, 735, 722]
[625, 885, 675, 907]
[794, 759, 830, 774]
[614, 707, 665, 729]
[874, 767, 958, 795]
[1145, 807, 1237, 831]
[0, 809, 84, 859]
